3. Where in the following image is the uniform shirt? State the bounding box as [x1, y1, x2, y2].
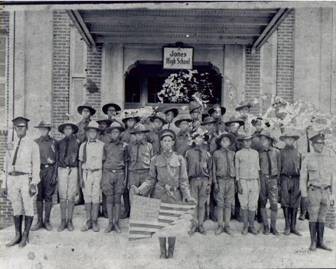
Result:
[235, 148, 260, 180]
[79, 140, 105, 170]
[147, 129, 161, 155]
[76, 118, 90, 143]
[259, 147, 281, 177]
[280, 145, 301, 176]
[300, 148, 335, 197]
[138, 151, 190, 199]
[185, 147, 212, 179]
[103, 140, 127, 170]
[174, 131, 191, 156]
[57, 135, 79, 168]
[121, 128, 136, 144]
[212, 148, 235, 179]
[127, 140, 153, 171]
[5, 135, 41, 184]
[35, 135, 57, 165]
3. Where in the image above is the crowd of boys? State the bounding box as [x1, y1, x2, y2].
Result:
[1, 100, 334, 257]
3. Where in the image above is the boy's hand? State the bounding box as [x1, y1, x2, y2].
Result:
[237, 181, 243, 194]
[131, 185, 139, 195]
[29, 183, 37, 197]
[214, 182, 219, 193]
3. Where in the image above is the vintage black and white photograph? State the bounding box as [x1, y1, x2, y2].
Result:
[0, 0, 335, 268]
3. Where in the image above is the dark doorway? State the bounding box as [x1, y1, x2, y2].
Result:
[124, 61, 222, 109]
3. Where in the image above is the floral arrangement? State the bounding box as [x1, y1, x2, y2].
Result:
[157, 70, 216, 104]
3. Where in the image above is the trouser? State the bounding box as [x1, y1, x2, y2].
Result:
[36, 165, 57, 202]
[7, 174, 35, 216]
[58, 167, 78, 202]
[238, 178, 259, 211]
[128, 170, 150, 203]
[190, 178, 208, 226]
[82, 169, 102, 204]
[307, 185, 330, 222]
[102, 169, 125, 206]
[259, 176, 278, 228]
[215, 178, 235, 226]
[280, 175, 301, 209]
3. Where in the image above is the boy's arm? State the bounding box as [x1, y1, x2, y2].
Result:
[212, 153, 218, 189]
[300, 156, 308, 197]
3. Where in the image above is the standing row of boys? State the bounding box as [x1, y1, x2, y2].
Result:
[2, 100, 333, 257]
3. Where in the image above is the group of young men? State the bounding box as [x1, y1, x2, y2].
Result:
[1, 99, 334, 257]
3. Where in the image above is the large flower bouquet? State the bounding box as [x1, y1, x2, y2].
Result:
[157, 70, 216, 104]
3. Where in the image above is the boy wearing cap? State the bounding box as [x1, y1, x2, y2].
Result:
[162, 107, 179, 134]
[235, 101, 252, 132]
[201, 116, 218, 153]
[134, 129, 195, 259]
[213, 132, 236, 235]
[3, 117, 40, 248]
[127, 123, 154, 203]
[185, 128, 212, 235]
[57, 121, 80, 232]
[258, 130, 281, 235]
[79, 121, 105, 232]
[121, 112, 140, 144]
[189, 101, 202, 131]
[300, 132, 334, 251]
[225, 116, 244, 152]
[101, 121, 127, 233]
[31, 121, 58, 232]
[235, 133, 260, 235]
[174, 115, 192, 156]
[147, 112, 167, 155]
[77, 103, 96, 144]
[279, 130, 302, 236]
[97, 118, 112, 144]
[208, 104, 226, 134]
[102, 103, 121, 121]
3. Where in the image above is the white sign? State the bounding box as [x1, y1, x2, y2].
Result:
[163, 47, 193, 70]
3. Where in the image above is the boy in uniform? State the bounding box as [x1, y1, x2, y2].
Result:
[208, 104, 226, 134]
[174, 114, 192, 156]
[79, 121, 105, 232]
[186, 128, 212, 235]
[77, 103, 96, 144]
[121, 112, 140, 144]
[235, 133, 260, 235]
[102, 102, 122, 121]
[279, 130, 302, 236]
[31, 121, 58, 231]
[189, 101, 202, 131]
[258, 130, 281, 235]
[300, 132, 334, 251]
[162, 107, 179, 134]
[97, 118, 112, 144]
[128, 123, 154, 203]
[147, 112, 167, 155]
[57, 121, 80, 232]
[3, 117, 40, 248]
[102, 121, 127, 233]
[213, 132, 236, 235]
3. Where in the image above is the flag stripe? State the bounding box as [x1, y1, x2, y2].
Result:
[130, 223, 165, 229]
[129, 230, 153, 235]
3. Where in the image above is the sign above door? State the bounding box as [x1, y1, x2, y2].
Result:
[163, 47, 193, 70]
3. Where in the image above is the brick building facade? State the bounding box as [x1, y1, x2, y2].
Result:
[0, 6, 335, 227]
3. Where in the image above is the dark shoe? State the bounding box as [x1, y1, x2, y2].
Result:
[19, 216, 33, 248]
[167, 237, 176, 258]
[159, 237, 167, 259]
[81, 220, 92, 232]
[283, 207, 290, 235]
[67, 201, 75, 231]
[290, 209, 301, 236]
[260, 208, 269, 235]
[58, 219, 67, 232]
[121, 189, 130, 219]
[92, 203, 100, 232]
[270, 226, 280, 236]
[44, 201, 53, 231]
[262, 225, 270, 235]
[44, 221, 53, 231]
[270, 210, 279, 236]
[31, 201, 43, 231]
[6, 215, 22, 247]
[198, 225, 206, 235]
[309, 222, 317, 251]
[215, 225, 224, 235]
[114, 223, 121, 233]
[104, 222, 114, 233]
[188, 223, 198, 236]
[248, 211, 258, 235]
[224, 225, 233, 236]
[316, 222, 332, 251]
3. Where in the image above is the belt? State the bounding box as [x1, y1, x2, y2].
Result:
[84, 168, 101, 173]
[262, 175, 278, 179]
[41, 163, 55, 168]
[217, 176, 235, 180]
[309, 185, 331, 190]
[105, 168, 124, 173]
[190, 176, 209, 180]
[8, 171, 29, 176]
[59, 166, 77, 169]
[281, 174, 299, 178]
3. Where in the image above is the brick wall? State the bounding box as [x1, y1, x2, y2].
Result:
[245, 47, 261, 114]
[276, 10, 295, 102]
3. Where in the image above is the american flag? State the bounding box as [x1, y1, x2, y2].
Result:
[128, 195, 196, 241]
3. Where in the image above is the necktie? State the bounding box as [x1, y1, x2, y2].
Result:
[225, 150, 230, 176]
[267, 150, 272, 176]
[82, 141, 88, 164]
[12, 137, 22, 166]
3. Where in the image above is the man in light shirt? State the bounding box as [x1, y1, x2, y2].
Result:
[2, 116, 41, 248]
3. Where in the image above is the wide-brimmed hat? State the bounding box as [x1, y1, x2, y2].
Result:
[201, 116, 217, 125]
[130, 123, 150, 134]
[106, 121, 125, 132]
[84, 121, 100, 131]
[225, 116, 245, 126]
[149, 112, 167, 124]
[208, 104, 226, 116]
[34, 120, 52, 129]
[258, 130, 276, 141]
[279, 129, 301, 141]
[175, 114, 192, 128]
[237, 132, 254, 141]
[12, 116, 30, 127]
[164, 108, 179, 118]
[216, 132, 235, 145]
[189, 101, 202, 113]
[309, 130, 325, 143]
[77, 103, 96, 116]
[159, 129, 176, 140]
[102, 103, 121, 115]
[122, 111, 140, 124]
[235, 101, 252, 111]
[58, 121, 78, 134]
[96, 118, 112, 127]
